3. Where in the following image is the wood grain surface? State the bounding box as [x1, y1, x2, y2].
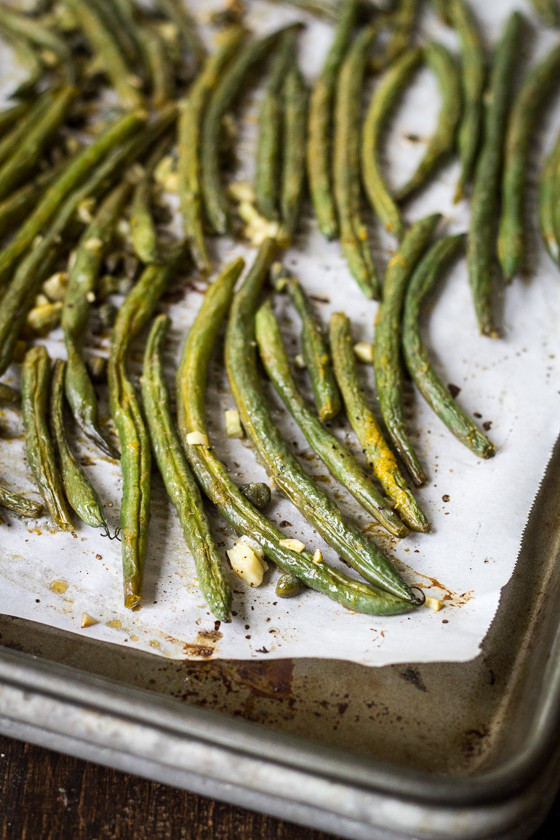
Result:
[0, 735, 558, 840]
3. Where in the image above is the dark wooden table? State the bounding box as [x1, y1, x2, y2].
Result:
[1, 734, 558, 840]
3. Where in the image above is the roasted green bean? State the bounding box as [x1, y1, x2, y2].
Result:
[334, 25, 379, 299]
[329, 311, 429, 532]
[225, 239, 416, 602]
[274, 264, 341, 422]
[362, 47, 423, 239]
[141, 314, 233, 622]
[0, 382, 18, 405]
[530, 0, 560, 27]
[129, 138, 172, 266]
[395, 43, 462, 202]
[0, 160, 66, 240]
[402, 234, 496, 458]
[140, 25, 175, 109]
[109, 245, 187, 609]
[0, 85, 77, 203]
[0, 483, 43, 519]
[374, 213, 441, 486]
[448, 0, 486, 203]
[21, 346, 73, 531]
[62, 0, 143, 109]
[0, 2, 75, 82]
[539, 131, 560, 265]
[256, 299, 408, 537]
[280, 62, 307, 244]
[262, 0, 337, 18]
[467, 11, 523, 336]
[498, 42, 560, 281]
[201, 25, 300, 236]
[50, 359, 108, 529]
[177, 258, 418, 617]
[431, 0, 451, 24]
[156, 0, 206, 70]
[370, 0, 421, 73]
[178, 26, 246, 274]
[0, 95, 51, 169]
[0, 110, 145, 292]
[256, 28, 299, 222]
[63, 181, 132, 455]
[307, 0, 360, 240]
[0, 101, 30, 138]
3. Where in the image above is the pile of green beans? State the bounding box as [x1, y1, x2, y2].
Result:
[3, 0, 559, 630]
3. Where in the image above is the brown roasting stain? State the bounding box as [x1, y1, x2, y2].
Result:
[208, 659, 295, 701]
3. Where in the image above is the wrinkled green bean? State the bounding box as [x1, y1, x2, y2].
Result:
[178, 26, 247, 274]
[530, 0, 560, 27]
[329, 311, 429, 532]
[374, 213, 441, 486]
[129, 138, 172, 266]
[403, 234, 496, 458]
[141, 314, 232, 622]
[0, 382, 19, 405]
[140, 25, 175, 108]
[370, 0, 421, 73]
[498, 42, 560, 281]
[156, 0, 206, 70]
[225, 239, 416, 602]
[177, 258, 418, 617]
[334, 25, 379, 299]
[0, 3, 75, 82]
[274, 264, 341, 422]
[0, 160, 66, 240]
[307, 0, 360, 240]
[21, 346, 73, 531]
[0, 96, 51, 169]
[467, 11, 523, 336]
[395, 43, 462, 202]
[539, 131, 560, 265]
[0, 483, 43, 518]
[362, 47, 423, 239]
[256, 299, 408, 537]
[50, 359, 108, 529]
[280, 62, 307, 244]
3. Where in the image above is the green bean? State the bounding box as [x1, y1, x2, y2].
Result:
[0, 96, 51, 169]
[256, 29, 300, 223]
[21, 346, 73, 531]
[279, 62, 307, 244]
[139, 25, 175, 109]
[129, 138, 172, 266]
[274, 264, 341, 422]
[467, 11, 524, 337]
[395, 43, 462, 202]
[91, 0, 142, 69]
[539, 132, 560, 265]
[334, 25, 379, 299]
[1, 27, 44, 99]
[0, 85, 77, 203]
[0, 3, 75, 82]
[156, 0, 206, 71]
[225, 239, 416, 602]
[201, 25, 300, 235]
[430, 0, 451, 24]
[402, 234, 496, 458]
[256, 299, 408, 537]
[50, 359, 108, 530]
[0, 113, 155, 377]
[276, 573, 306, 598]
[141, 314, 232, 622]
[362, 47, 423, 239]
[63, 181, 132, 456]
[0, 162, 66, 240]
[329, 311, 429, 532]
[307, 0, 360, 240]
[109, 245, 187, 609]
[62, 0, 143, 109]
[370, 0, 421, 73]
[448, 0, 486, 203]
[498, 42, 560, 282]
[262, 0, 338, 19]
[530, 0, 560, 27]
[0, 101, 30, 138]
[0, 382, 19, 405]
[177, 258, 418, 617]
[374, 213, 441, 486]
[0, 483, 43, 518]
[178, 26, 246, 274]
[0, 110, 146, 293]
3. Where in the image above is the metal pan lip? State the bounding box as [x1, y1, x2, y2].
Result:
[1, 630, 560, 812]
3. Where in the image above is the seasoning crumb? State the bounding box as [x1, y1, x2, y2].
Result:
[442, 494, 450, 502]
[447, 383, 461, 398]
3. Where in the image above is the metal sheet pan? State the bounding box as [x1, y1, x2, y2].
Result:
[2, 435, 560, 839]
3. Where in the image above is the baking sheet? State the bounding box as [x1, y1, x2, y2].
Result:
[1, 0, 560, 666]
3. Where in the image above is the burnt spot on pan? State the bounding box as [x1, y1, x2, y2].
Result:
[399, 666, 427, 693]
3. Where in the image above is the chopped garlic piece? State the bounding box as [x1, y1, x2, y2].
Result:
[354, 341, 375, 364]
[279, 538, 306, 553]
[227, 541, 267, 586]
[294, 354, 306, 369]
[238, 534, 265, 560]
[225, 408, 244, 439]
[77, 198, 95, 224]
[313, 549, 323, 564]
[425, 595, 444, 612]
[42, 271, 69, 302]
[228, 181, 255, 202]
[84, 236, 103, 253]
[34, 293, 50, 308]
[186, 431, 209, 446]
[81, 613, 98, 628]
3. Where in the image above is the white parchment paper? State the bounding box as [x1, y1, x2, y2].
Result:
[1, 0, 560, 666]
